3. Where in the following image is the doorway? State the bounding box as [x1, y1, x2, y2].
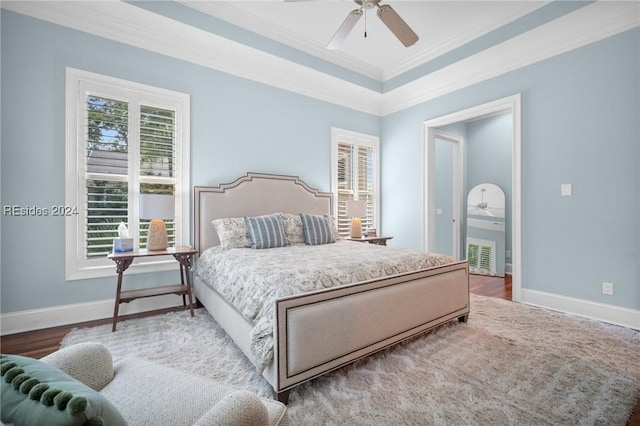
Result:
[423, 94, 522, 301]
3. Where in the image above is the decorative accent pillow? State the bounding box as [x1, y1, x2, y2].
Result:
[299, 213, 336, 245]
[281, 213, 305, 245]
[0, 354, 126, 426]
[244, 214, 287, 249]
[329, 215, 342, 241]
[212, 217, 251, 249]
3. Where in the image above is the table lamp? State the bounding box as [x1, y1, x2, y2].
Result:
[346, 200, 366, 239]
[139, 194, 175, 251]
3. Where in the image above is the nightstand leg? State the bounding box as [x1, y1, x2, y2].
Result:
[112, 271, 124, 332]
[111, 257, 133, 332]
[174, 254, 195, 317]
[179, 264, 186, 307]
[184, 264, 195, 317]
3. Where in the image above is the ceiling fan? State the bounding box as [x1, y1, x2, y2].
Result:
[469, 188, 494, 217]
[288, 0, 419, 50]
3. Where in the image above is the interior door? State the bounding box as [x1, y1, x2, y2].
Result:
[434, 132, 462, 259]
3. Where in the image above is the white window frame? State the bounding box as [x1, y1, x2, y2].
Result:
[65, 67, 190, 280]
[330, 127, 380, 235]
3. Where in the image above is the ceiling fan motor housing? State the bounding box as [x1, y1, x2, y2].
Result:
[356, 0, 379, 10]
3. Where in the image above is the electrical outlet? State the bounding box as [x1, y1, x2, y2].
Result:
[602, 282, 614, 296]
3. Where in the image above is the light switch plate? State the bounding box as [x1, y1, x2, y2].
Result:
[561, 184, 572, 196]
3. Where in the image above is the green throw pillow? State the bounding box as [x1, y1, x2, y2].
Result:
[1, 354, 126, 426]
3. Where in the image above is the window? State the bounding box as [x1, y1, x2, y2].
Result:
[331, 128, 380, 237]
[66, 68, 190, 280]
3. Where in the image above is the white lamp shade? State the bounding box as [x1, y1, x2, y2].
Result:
[345, 200, 366, 218]
[139, 194, 175, 220]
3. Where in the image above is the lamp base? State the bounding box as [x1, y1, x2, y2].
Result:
[350, 217, 362, 239]
[147, 219, 168, 251]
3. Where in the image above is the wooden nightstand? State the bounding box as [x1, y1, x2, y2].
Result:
[107, 246, 198, 331]
[346, 236, 393, 246]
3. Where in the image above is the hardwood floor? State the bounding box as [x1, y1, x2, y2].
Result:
[1, 275, 638, 425]
[0, 306, 189, 359]
[470, 272, 512, 300]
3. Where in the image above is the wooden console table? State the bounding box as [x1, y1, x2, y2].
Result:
[107, 246, 198, 331]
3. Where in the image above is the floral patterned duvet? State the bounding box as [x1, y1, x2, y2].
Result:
[195, 240, 453, 371]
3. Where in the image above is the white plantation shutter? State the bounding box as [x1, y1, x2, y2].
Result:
[138, 105, 177, 250]
[337, 143, 354, 235]
[466, 237, 496, 274]
[331, 128, 379, 238]
[85, 95, 130, 258]
[357, 145, 375, 233]
[66, 68, 190, 279]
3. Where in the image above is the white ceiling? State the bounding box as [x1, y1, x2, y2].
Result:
[181, 1, 548, 81]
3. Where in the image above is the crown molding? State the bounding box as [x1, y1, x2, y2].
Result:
[382, 1, 548, 81]
[180, 1, 384, 81]
[2, 1, 638, 117]
[380, 1, 640, 115]
[2, 0, 382, 115]
[180, 1, 547, 83]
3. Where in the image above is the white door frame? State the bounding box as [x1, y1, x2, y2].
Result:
[423, 94, 522, 301]
[432, 130, 463, 260]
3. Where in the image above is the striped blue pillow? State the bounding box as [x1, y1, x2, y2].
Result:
[244, 214, 287, 249]
[300, 213, 335, 245]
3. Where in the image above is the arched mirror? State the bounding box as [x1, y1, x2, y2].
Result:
[466, 183, 506, 277]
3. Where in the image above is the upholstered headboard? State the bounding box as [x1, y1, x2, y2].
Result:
[194, 173, 334, 253]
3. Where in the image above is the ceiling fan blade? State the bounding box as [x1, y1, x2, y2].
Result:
[327, 9, 363, 50]
[376, 4, 418, 47]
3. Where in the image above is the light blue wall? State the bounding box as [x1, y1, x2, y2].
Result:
[381, 28, 639, 310]
[0, 11, 379, 313]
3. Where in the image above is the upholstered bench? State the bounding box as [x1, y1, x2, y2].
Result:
[1, 342, 288, 425]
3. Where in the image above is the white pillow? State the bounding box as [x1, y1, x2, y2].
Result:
[212, 217, 250, 249]
[281, 213, 305, 245]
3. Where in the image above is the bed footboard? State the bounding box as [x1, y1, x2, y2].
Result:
[273, 261, 469, 398]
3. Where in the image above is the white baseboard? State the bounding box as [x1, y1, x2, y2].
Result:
[520, 288, 640, 331]
[505, 263, 513, 274]
[1, 296, 186, 336]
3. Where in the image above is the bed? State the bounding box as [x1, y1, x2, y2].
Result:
[193, 172, 470, 403]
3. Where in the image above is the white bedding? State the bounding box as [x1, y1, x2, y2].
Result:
[195, 240, 453, 371]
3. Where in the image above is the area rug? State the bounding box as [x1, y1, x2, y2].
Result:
[62, 294, 640, 425]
